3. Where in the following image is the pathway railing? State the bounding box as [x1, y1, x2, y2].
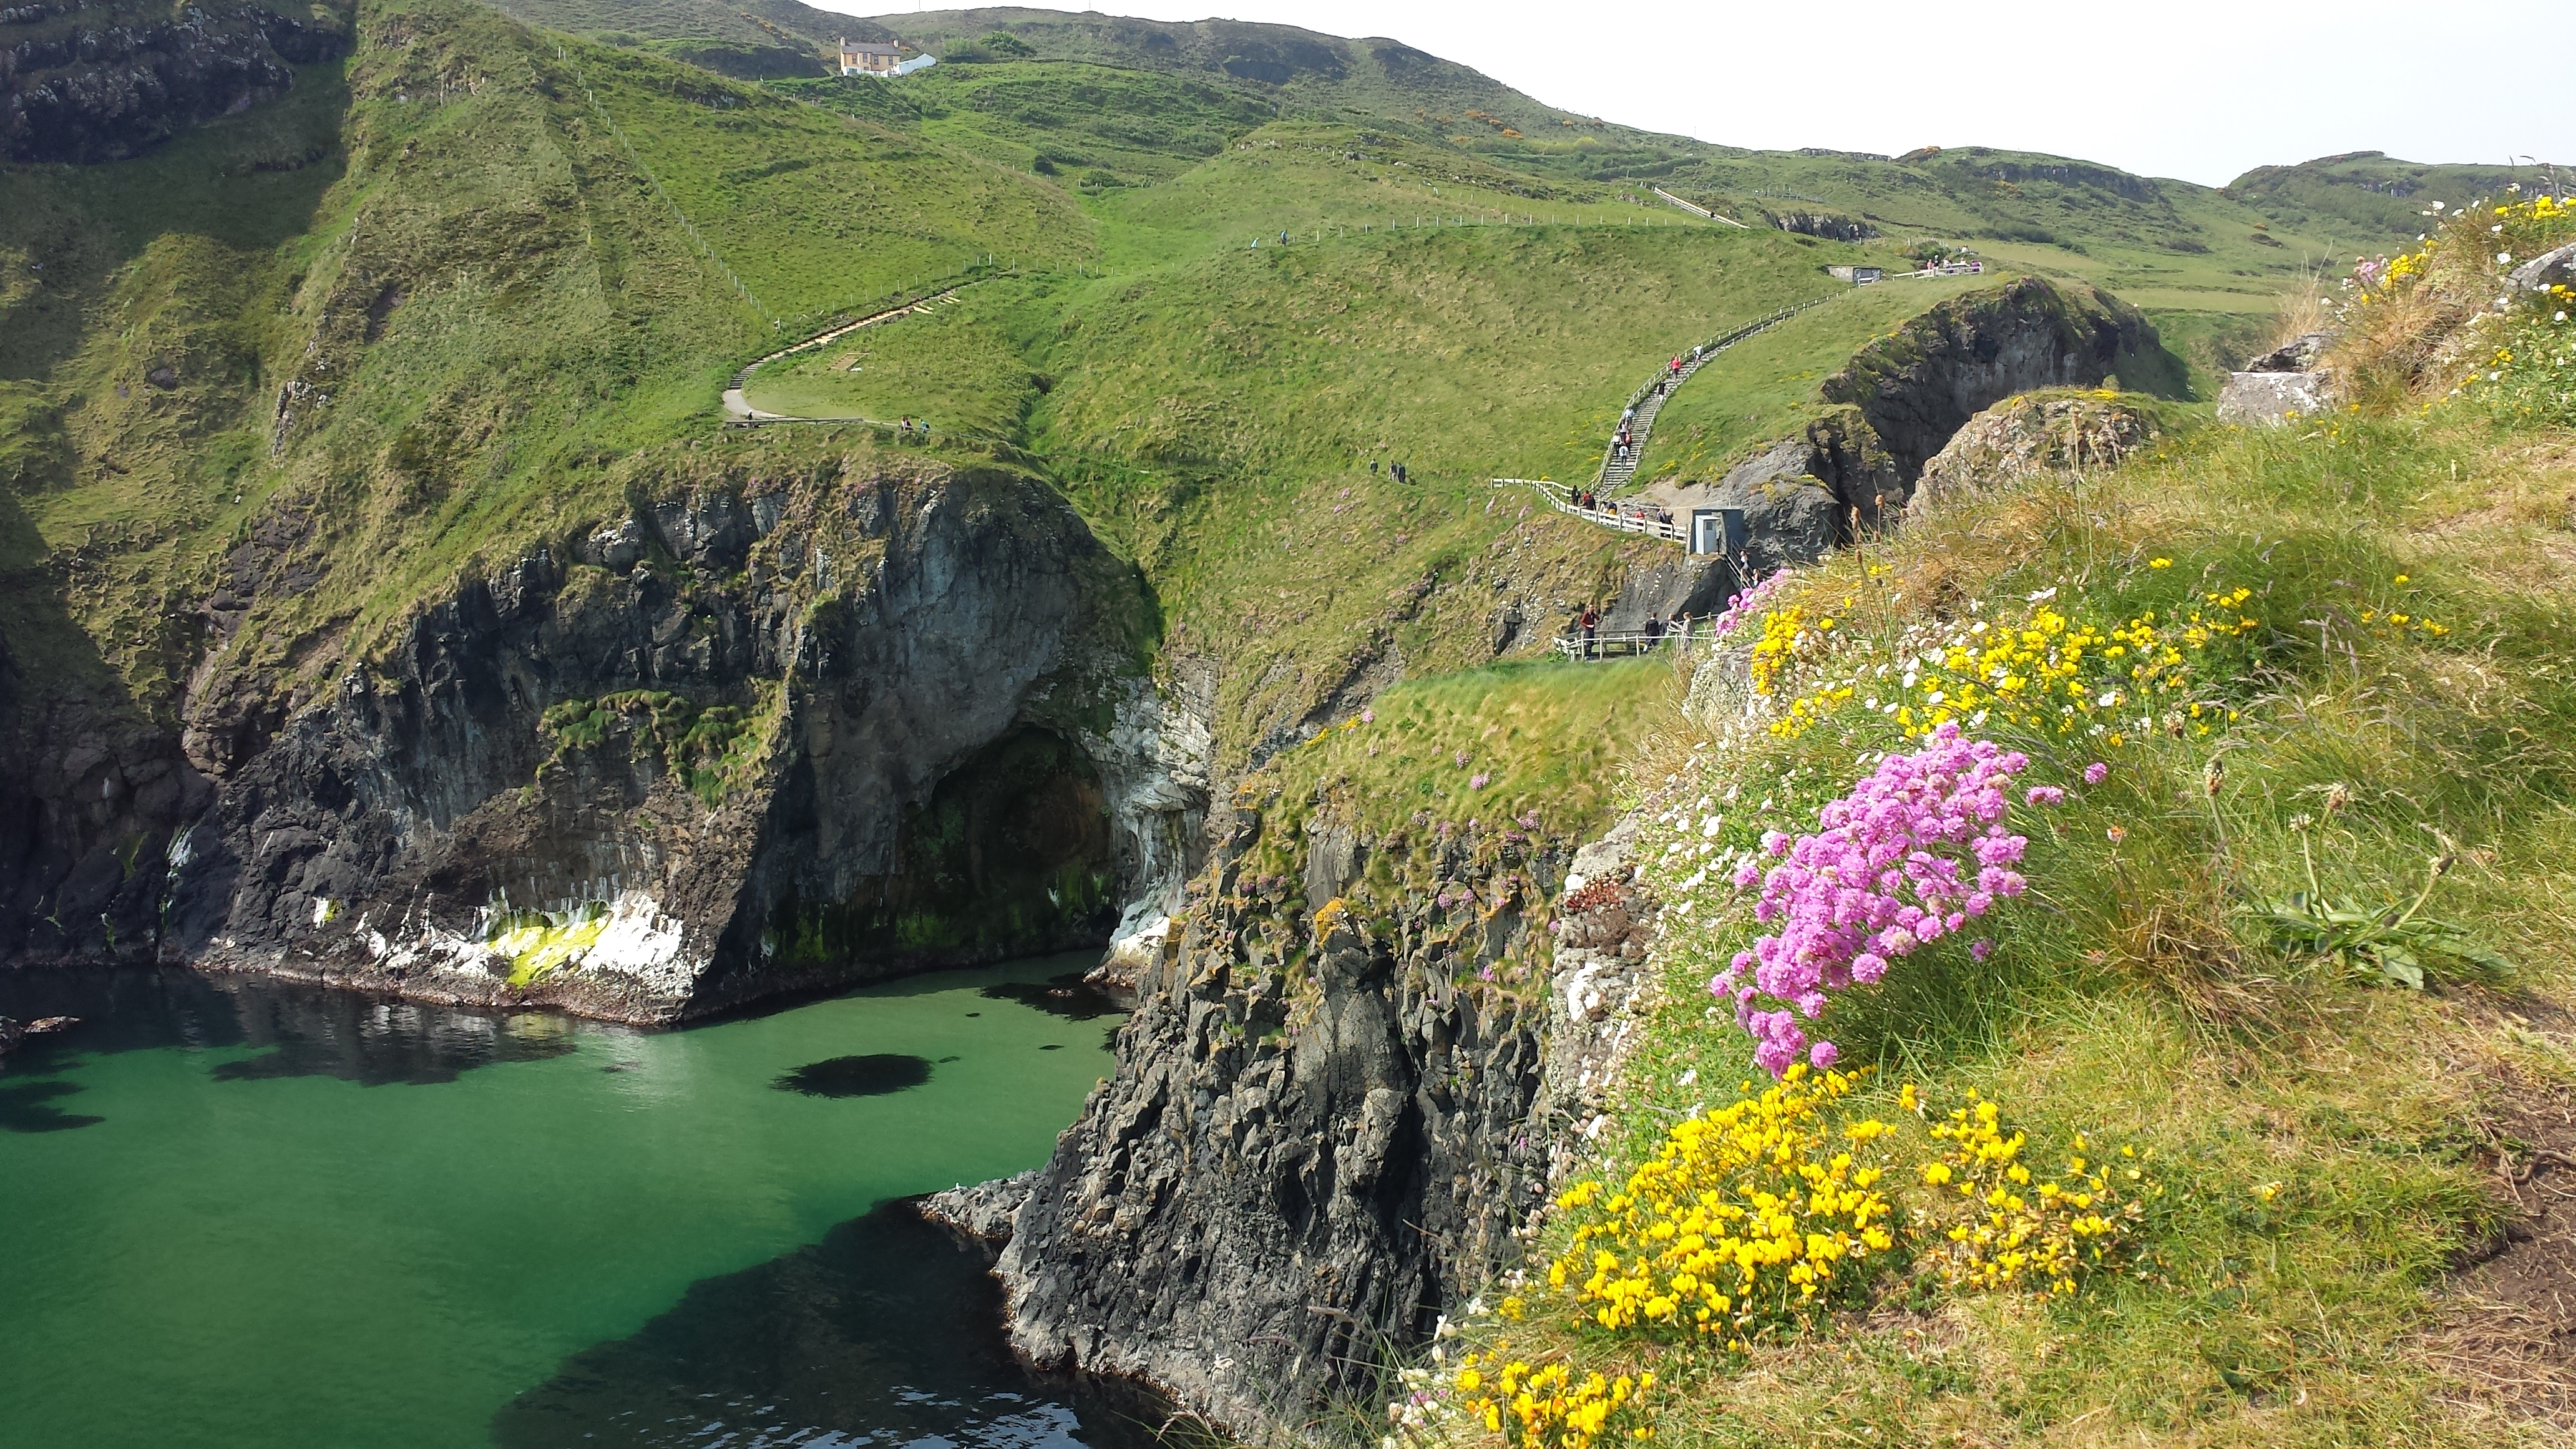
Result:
[1493, 478, 1686, 543]
[1592, 294, 1839, 492]
[1552, 627, 1709, 661]
[1651, 186, 1749, 228]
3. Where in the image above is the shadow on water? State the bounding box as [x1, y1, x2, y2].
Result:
[980, 972, 1125, 1022]
[0, 1077, 104, 1131]
[491, 1201, 1183, 1449]
[773, 1053, 934, 1098]
[0, 968, 595, 1130]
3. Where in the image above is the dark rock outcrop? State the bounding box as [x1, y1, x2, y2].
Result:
[1819, 277, 2176, 479]
[2243, 331, 2329, 373]
[6, 448, 1205, 1024]
[994, 798, 1658, 1434]
[2, 0, 350, 162]
[1766, 209, 1876, 242]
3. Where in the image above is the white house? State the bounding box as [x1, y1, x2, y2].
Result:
[838, 39, 936, 77]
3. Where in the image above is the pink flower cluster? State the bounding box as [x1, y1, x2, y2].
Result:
[1710, 572, 1789, 638]
[1712, 724, 2034, 1076]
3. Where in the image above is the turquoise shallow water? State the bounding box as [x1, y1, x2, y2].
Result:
[0, 956, 1137, 1449]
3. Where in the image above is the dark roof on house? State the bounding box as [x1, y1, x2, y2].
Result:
[841, 40, 905, 54]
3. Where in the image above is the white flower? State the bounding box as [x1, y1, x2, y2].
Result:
[1700, 814, 1723, 837]
[2499, 251, 2513, 263]
[2026, 585, 2057, 602]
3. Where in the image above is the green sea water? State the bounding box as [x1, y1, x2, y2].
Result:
[0, 955, 1139, 1449]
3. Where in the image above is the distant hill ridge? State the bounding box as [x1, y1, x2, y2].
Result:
[472, 0, 2552, 261]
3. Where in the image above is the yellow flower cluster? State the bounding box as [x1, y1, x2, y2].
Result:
[2356, 573, 2452, 638]
[1915, 1088, 2149, 1295]
[1544, 1066, 1896, 1350]
[1765, 583, 2260, 743]
[1450, 1356, 1654, 1449]
[2354, 607, 2451, 638]
[2366, 194, 2573, 306]
[1747, 603, 1826, 695]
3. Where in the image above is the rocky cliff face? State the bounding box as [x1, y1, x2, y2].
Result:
[5, 446, 1204, 1023]
[2, 0, 350, 162]
[985, 796, 1659, 1434]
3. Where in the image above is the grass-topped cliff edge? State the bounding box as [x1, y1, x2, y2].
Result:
[1396, 193, 2576, 1447]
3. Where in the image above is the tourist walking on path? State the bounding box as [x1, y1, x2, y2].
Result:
[1580, 604, 1600, 659]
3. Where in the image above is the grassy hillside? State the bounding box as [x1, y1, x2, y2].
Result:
[9, 0, 2404, 809]
[780, 59, 1280, 188]
[559, 41, 1093, 325]
[0, 0, 1095, 719]
[871, 6, 1669, 151]
[1414, 194, 2576, 1449]
[2226, 150, 2554, 251]
[1000, 222, 1868, 766]
[1627, 271, 2009, 483]
[486, 0, 893, 71]
[738, 281, 1041, 431]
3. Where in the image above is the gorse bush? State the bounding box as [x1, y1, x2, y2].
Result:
[1913, 1084, 2152, 1295]
[1546, 1066, 1897, 1344]
[1437, 1071, 2157, 1445]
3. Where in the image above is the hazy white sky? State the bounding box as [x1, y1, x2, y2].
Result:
[836, 0, 2572, 188]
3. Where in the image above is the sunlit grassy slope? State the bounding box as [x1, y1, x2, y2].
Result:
[1422, 194, 2576, 1443]
[1628, 271, 2008, 482]
[2225, 150, 2538, 250]
[564, 43, 1093, 323]
[779, 60, 1278, 188]
[739, 283, 1040, 431]
[1242, 656, 1672, 862]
